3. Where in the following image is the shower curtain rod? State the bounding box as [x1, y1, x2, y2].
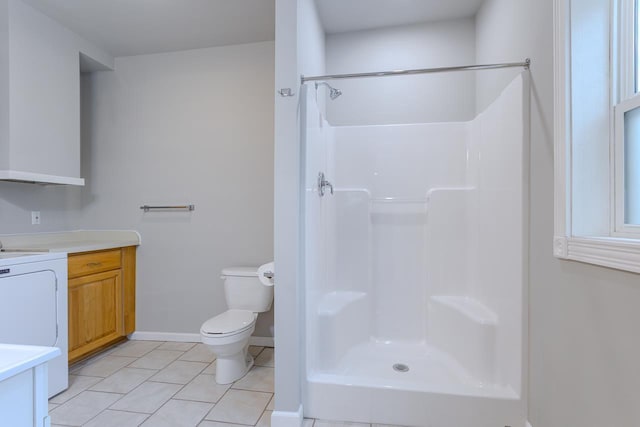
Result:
[301, 58, 530, 83]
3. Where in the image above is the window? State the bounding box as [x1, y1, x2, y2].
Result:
[614, 0, 640, 234]
[554, 0, 640, 273]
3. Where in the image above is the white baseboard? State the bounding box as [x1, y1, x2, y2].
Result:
[129, 331, 200, 342]
[249, 336, 275, 347]
[129, 331, 274, 347]
[271, 405, 303, 427]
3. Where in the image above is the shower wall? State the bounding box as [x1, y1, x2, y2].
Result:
[331, 123, 469, 344]
[325, 18, 477, 125]
[304, 74, 527, 398]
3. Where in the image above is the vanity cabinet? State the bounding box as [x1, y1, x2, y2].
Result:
[67, 247, 136, 363]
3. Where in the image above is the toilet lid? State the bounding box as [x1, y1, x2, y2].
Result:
[201, 310, 256, 335]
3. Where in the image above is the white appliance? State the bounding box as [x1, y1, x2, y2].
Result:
[0, 252, 68, 397]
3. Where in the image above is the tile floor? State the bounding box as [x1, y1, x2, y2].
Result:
[48, 340, 388, 427]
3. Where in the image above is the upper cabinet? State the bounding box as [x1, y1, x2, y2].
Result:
[0, 0, 113, 185]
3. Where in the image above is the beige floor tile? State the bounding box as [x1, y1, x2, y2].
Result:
[84, 409, 149, 427]
[68, 349, 112, 371]
[174, 374, 231, 403]
[202, 360, 217, 375]
[129, 349, 184, 370]
[198, 421, 247, 427]
[150, 360, 208, 384]
[49, 375, 102, 404]
[110, 381, 182, 414]
[266, 395, 274, 410]
[302, 419, 315, 427]
[179, 343, 216, 363]
[372, 425, 407, 427]
[50, 391, 123, 426]
[315, 421, 371, 427]
[89, 367, 157, 394]
[257, 410, 273, 427]
[141, 399, 213, 427]
[249, 346, 264, 357]
[157, 341, 197, 351]
[254, 347, 274, 367]
[71, 356, 138, 378]
[204, 389, 271, 425]
[232, 366, 274, 393]
[109, 340, 162, 357]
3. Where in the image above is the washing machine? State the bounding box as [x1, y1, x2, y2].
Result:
[0, 252, 68, 397]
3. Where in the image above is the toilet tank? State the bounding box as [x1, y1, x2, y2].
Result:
[222, 267, 273, 312]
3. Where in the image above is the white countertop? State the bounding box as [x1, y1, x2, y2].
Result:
[0, 230, 141, 254]
[0, 344, 60, 382]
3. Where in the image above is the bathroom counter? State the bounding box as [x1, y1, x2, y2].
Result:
[0, 230, 140, 253]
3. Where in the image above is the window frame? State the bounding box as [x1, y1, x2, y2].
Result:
[554, 0, 640, 273]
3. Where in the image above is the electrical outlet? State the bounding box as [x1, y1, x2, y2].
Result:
[31, 211, 40, 225]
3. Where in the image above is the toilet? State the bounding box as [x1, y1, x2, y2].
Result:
[200, 263, 274, 384]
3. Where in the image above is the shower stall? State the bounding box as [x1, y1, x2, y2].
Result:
[301, 67, 529, 427]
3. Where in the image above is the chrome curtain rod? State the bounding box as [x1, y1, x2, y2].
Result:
[301, 58, 530, 83]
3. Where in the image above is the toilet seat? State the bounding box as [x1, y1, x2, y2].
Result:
[200, 309, 256, 337]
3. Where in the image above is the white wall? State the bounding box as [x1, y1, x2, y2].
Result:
[76, 41, 275, 337]
[273, 0, 326, 417]
[0, 0, 8, 169]
[0, 182, 80, 234]
[325, 19, 476, 125]
[476, 1, 640, 426]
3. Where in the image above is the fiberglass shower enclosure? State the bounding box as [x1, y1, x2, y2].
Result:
[302, 69, 529, 427]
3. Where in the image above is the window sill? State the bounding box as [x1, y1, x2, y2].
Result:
[554, 236, 640, 274]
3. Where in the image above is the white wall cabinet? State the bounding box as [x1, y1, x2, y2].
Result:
[0, 0, 113, 185]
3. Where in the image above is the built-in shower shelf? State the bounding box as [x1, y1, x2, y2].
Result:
[428, 295, 498, 385]
[429, 296, 497, 325]
[317, 291, 367, 316]
[370, 197, 428, 204]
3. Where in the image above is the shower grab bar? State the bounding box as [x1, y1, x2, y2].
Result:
[301, 59, 530, 83]
[140, 205, 195, 212]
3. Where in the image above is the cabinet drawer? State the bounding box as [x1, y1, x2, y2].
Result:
[68, 249, 122, 279]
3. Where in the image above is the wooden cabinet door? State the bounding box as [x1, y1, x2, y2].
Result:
[68, 269, 123, 362]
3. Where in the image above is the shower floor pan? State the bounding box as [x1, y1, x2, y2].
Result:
[305, 341, 524, 427]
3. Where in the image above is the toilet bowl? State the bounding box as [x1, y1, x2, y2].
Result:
[200, 263, 274, 384]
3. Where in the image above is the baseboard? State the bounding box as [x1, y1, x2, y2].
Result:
[250, 336, 275, 347]
[271, 405, 303, 427]
[129, 331, 274, 347]
[129, 331, 201, 342]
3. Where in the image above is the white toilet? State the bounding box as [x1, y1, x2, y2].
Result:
[200, 263, 274, 384]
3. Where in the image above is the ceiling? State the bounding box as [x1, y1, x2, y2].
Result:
[21, 0, 275, 57]
[315, 0, 485, 34]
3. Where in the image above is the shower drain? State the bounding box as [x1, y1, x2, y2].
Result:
[392, 363, 409, 373]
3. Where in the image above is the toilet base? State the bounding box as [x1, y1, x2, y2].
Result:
[215, 343, 254, 384]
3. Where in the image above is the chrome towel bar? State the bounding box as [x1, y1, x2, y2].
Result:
[140, 205, 195, 212]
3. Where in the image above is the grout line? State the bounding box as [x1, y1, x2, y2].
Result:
[73, 392, 127, 427]
[230, 386, 275, 394]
